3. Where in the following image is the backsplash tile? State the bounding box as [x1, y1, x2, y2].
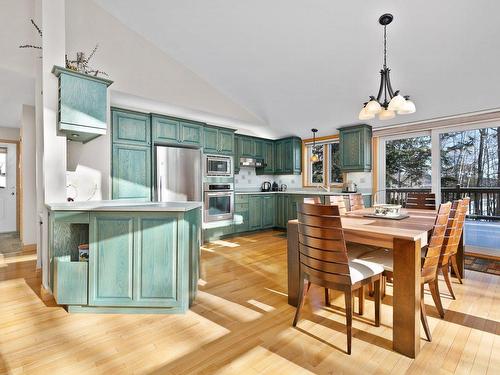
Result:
[234, 167, 302, 190]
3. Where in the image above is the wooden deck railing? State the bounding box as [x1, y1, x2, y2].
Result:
[385, 186, 500, 220]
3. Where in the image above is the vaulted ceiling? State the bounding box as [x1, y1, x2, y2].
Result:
[94, 0, 500, 138]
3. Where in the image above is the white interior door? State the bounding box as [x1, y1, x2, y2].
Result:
[0, 143, 17, 233]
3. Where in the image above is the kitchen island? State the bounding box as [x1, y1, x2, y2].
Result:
[47, 201, 202, 314]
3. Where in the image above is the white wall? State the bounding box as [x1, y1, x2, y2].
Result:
[0, 127, 20, 141]
[21, 105, 36, 245]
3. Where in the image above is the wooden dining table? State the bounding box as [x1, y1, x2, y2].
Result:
[287, 207, 464, 358]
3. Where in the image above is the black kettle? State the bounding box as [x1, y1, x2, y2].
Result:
[261, 181, 272, 192]
[271, 182, 279, 191]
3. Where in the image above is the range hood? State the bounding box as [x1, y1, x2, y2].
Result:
[239, 158, 266, 168]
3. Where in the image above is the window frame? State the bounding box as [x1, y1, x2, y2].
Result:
[302, 135, 344, 188]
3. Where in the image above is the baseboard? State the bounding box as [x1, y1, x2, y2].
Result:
[22, 243, 37, 253]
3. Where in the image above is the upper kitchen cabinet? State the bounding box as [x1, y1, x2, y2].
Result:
[339, 124, 372, 172]
[239, 136, 255, 157]
[52, 66, 113, 143]
[256, 140, 275, 174]
[112, 109, 151, 146]
[112, 143, 152, 201]
[203, 126, 235, 155]
[152, 115, 203, 147]
[274, 137, 302, 175]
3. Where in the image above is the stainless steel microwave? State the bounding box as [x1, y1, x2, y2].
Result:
[204, 155, 233, 177]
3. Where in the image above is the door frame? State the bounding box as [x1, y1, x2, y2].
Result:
[0, 139, 21, 237]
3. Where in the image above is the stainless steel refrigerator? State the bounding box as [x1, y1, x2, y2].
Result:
[155, 146, 202, 202]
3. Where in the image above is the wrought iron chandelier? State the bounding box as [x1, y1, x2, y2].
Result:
[359, 13, 416, 121]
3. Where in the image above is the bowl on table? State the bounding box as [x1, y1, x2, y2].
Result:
[373, 204, 402, 217]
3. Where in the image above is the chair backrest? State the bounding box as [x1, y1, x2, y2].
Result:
[405, 192, 436, 210]
[326, 195, 348, 215]
[303, 196, 321, 204]
[297, 203, 351, 287]
[349, 193, 365, 211]
[421, 202, 452, 282]
[440, 197, 469, 263]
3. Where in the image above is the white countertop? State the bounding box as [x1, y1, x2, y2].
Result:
[46, 200, 203, 212]
[235, 189, 371, 196]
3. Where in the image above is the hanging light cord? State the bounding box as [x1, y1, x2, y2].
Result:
[383, 25, 387, 69]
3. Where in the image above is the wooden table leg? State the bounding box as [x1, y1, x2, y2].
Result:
[452, 233, 465, 279]
[393, 238, 421, 358]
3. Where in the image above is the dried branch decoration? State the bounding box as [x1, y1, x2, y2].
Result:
[19, 19, 42, 50]
[65, 44, 109, 77]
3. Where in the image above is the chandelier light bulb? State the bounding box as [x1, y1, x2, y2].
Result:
[378, 108, 396, 120]
[359, 107, 375, 120]
[310, 154, 319, 162]
[397, 99, 416, 114]
[365, 99, 382, 115]
[388, 94, 406, 111]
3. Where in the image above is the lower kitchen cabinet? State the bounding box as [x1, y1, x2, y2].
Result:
[262, 195, 275, 228]
[234, 202, 249, 233]
[248, 195, 263, 230]
[49, 208, 202, 314]
[89, 213, 135, 306]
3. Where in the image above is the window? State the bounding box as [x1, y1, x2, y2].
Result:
[304, 139, 343, 186]
[385, 135, 432, 188]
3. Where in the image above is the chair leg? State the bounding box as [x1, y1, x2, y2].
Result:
[374, 278, 381, 327]
[324, 288, 330, 306]
[344, 289, 353, 355]
[441, 263, 456, 300]
[428, 278, 445, 318]
[451, 255, 463, 284]
[358, 287, 365, 315]
[381, 275, 386, 298]
[368, 282, 374, 297]
[420, 284, 432, 341]
[293, 278, 310, 327]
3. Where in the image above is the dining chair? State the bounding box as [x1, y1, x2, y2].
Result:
[326, 195, 348, 215]
[405, 192, 436, 210]
[303, 196, 322, 204]
[293, 203, 384, 354]
[439, 197, 469, 299]
[349, 193, 365, 211]
[359, 202, 452, 341]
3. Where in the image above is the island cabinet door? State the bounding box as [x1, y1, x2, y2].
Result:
[134, 215, 180, 307]
[89, 213, 135, 306]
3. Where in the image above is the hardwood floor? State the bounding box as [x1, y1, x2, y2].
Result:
[0, 230, 498, 374]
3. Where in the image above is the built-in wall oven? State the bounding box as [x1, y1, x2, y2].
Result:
[203, 182, 234, 222]
[204, 155, 233, 177]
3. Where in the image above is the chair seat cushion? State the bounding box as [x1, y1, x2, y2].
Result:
[346, 242, 381, 260]
[359, 249, 394, 272]
[348, 259, 384, 284]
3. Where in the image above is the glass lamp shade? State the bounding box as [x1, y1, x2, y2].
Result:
[358, 107, 375, 120]
[310, 154, 319, 162]
[397, 99, 416, 114]
[388, 94, 406, 111]
[365, 99, 382, 114]
[378, 108, 396, 120]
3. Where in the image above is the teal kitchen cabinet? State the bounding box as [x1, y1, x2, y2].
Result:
[203, 127, 235, 155]
[248, 195, 263, 230]
[152, 115, 202, 147]
[339, 124, 372, 172]
[274, 137, 301, 175]
[262, 195, 275, 228]
[276, 194, 286, 228]
[263, 141, 275, 173]
[112, 109, 151, 146]
[363, 194, 372, 208]
[233, 202, 250, 233]
[89, 213, 135, 306]
[112, 143, 151, 200]
[52, 66, 113, 143]
[254, 139, 264, 159]
[134, 215, 179, 307]
[234, 135, 241, 174]
[240, 136, 255, 157]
